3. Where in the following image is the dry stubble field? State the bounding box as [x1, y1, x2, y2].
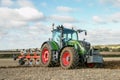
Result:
[0, 52, 120, 80]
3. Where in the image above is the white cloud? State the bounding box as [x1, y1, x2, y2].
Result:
[0, 7, 45, 28]
[110, 12, 120, 23]
[63, 23, 76, 29]
[50, 15, 78, 23]
[0, 7, 47, 49]
[93, 16, 106, 24]
[29, 22, 51, 34]
[0, 0, 35, 8]
[10, 20, 27, 27]
[40, 2, 47, 7]
[85, 29, 120, 45]
[0, 31, 7, 40]
[0, 0, 13, 7]
[17, 0, 34, 8]
[100, 0, 120, 7]
[0, 7, 26, 28]
[56, 6, 75, 12]
[93, 12, 120, 24]
[0, 22, 51, 50]
[16, 7, 45, 21]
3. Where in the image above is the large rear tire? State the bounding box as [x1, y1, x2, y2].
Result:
[40, 43, 53, 67]
[60, 47, 79, 69]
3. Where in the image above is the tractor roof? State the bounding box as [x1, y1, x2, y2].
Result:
[53, 27, 76, 34]
[63, 28, 75, 34]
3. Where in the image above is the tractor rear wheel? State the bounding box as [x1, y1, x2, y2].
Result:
[60, 47, 79, 69]
[40, 43, 53, 67]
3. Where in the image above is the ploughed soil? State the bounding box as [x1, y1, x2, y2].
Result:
[0, 59, 120, 80]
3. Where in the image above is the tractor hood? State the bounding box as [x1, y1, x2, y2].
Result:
[68, 40, 89, 54]
[78, 40, 91, 52]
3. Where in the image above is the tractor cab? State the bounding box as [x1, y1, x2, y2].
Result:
[52, 25, 87, 48]
[52, 26, 78, 48]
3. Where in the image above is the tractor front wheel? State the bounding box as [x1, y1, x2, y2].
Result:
[60, 47, 79, 69]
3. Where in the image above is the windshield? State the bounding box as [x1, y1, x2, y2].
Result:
[52, 31, 61, 45]
[53, 31, 61, 42]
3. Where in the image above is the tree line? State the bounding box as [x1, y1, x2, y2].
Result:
[94, 46, 120, 52]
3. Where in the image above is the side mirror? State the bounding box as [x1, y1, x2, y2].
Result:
[77, 29, 82, 33]
[85, 31, 87, 35]
[77, 29, 87, 35]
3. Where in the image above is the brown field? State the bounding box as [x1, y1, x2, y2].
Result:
[0, 51, 120, 80]
[0, 58, 120, 80]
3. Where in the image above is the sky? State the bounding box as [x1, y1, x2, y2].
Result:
[0, 0, 120, 50]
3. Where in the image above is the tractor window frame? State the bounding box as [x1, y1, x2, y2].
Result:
[63, 31, 78, 41]
[72, 32, 78, 40]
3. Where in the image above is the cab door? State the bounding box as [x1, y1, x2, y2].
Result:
[52, 31, 61, 47]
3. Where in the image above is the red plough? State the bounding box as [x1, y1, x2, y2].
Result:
[13, 49, 40, 66]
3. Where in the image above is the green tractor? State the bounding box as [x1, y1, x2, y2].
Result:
[40, 25, 103, 69]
